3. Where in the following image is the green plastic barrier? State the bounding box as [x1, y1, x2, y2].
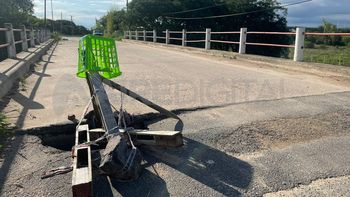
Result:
[77, 35, 122, 79]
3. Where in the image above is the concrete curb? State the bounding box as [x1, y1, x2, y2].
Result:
[123, 39, 350, 79]
[0, 39, 55, 99]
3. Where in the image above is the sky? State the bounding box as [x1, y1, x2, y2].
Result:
[33, 0, 350, 29]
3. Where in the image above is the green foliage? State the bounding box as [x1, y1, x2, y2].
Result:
[342, 36, 350, 44]
[304, 45, 350, 66]
[106, 11, 114, 37]
[51, 32, 62, 42]
[0, 113, 10, 151]
[30, 18, 91, 35]
[97, 0, 290, 57]
[0, 0, 90, 35]
[0, 113, 8, 132]
[98, 9, 127, 36]
[306, 19, 345, 46]
[304, 41, 315, 49]
[0, 0, 34, 26]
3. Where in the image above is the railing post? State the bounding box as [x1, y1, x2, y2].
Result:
[128, 31, 131, 39]
[205, 28, 211, 50]
[4, 23, 16, 58]
[40, 29, 45, 43]
[21, 25, 28, 51]
[35, 29, 40, 44]
[182, 29, 187, 47]
[41, 29, 44, 42]
[153, 30, 157, 42]
[165, 29, 170, 44]
[143, 30, 146, 41]
[37, 29, 41, 43]
[135, 30, 138, 40]
[294, 27, 305, 62]
[46, 29, 49, 41]
[48, 30, 51, 40]
[239, 28, 247, 54]
[30, 27, 35, 47]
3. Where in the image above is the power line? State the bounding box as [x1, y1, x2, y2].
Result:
[71, 15, 74, 35]
[51, 0, 54, 32]
[44, 0, 47, 30]
[163, 3, 226, 16]
[126, 0, 129, 12]
[61, 12, 63, 34]
[165, 0, 312, 20]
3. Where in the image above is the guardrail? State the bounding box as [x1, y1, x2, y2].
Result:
[0, 23, 51, 60]
[124, 28, 350, 62]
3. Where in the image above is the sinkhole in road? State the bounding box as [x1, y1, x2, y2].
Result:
[19, 110, 164, 151]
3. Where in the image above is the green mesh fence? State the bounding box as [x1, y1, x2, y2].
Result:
[77, 35, 122, 79]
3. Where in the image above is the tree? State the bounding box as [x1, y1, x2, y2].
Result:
[0, 0, 34, 25]
[101, 0, 290, 57]
[106, 11, 114, 36]
[321, 19, 342, 46]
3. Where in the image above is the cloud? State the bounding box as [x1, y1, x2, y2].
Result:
[279, 0, 350, 27]
[33, 0, 127, 28]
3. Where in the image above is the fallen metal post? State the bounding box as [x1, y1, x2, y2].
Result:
[102, 78, 180, 120]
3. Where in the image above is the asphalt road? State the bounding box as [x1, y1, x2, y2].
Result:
[1, 38, 350, 196]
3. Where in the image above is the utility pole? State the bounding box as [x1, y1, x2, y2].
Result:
[71, 16, 74, 35]
[61, 12, 63, 34]
[44, 0, 47, 35]
[51, 0, 54, 32]
[126, 0, 129, 11]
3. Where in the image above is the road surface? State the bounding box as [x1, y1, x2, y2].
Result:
[1, 37, 350, 196]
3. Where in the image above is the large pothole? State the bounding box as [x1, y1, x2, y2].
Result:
[17, 110, 165, 151]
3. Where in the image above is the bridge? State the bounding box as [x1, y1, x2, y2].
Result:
[1, 33, 350, 196]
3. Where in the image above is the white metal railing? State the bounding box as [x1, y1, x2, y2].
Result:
[0, 23, 51, 60]
[124, 27, 350, 62]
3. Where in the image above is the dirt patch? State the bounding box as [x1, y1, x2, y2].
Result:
[187, 110, 350, 155]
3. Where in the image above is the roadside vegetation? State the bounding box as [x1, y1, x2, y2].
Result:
[95, 0, 291, 58]
[96, 1, 350, 67]
[303, 20, 350, 66]
[288, 20, 350, 66]
[0, 113, 10, 152]
[0, 0, 90, 61]
[304, 45, 350, 66]
[51, 32, 62, 42]
[0, 0, 90, 35]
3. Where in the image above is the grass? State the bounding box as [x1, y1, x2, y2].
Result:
[0, 113, 10, 152]
[19, 77, 27, 91]
[304, 45, 350, 66]
[51, 32, 62, 42]
[289, 44, 350, 66]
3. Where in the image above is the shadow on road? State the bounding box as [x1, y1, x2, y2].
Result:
[142, 138, 253, 196]
[109, 169, 170, 197]
[91, 149, 170, 197]
[0, 42, 58, 193]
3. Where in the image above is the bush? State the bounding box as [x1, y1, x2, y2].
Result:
[318, 45, 328, 49]
[0, 113, 10, 150]
[0, 113, 9, 133]
[343, 36, 350, 45]
[305, 41, 315, 49]
[51, 32, 62, 42]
